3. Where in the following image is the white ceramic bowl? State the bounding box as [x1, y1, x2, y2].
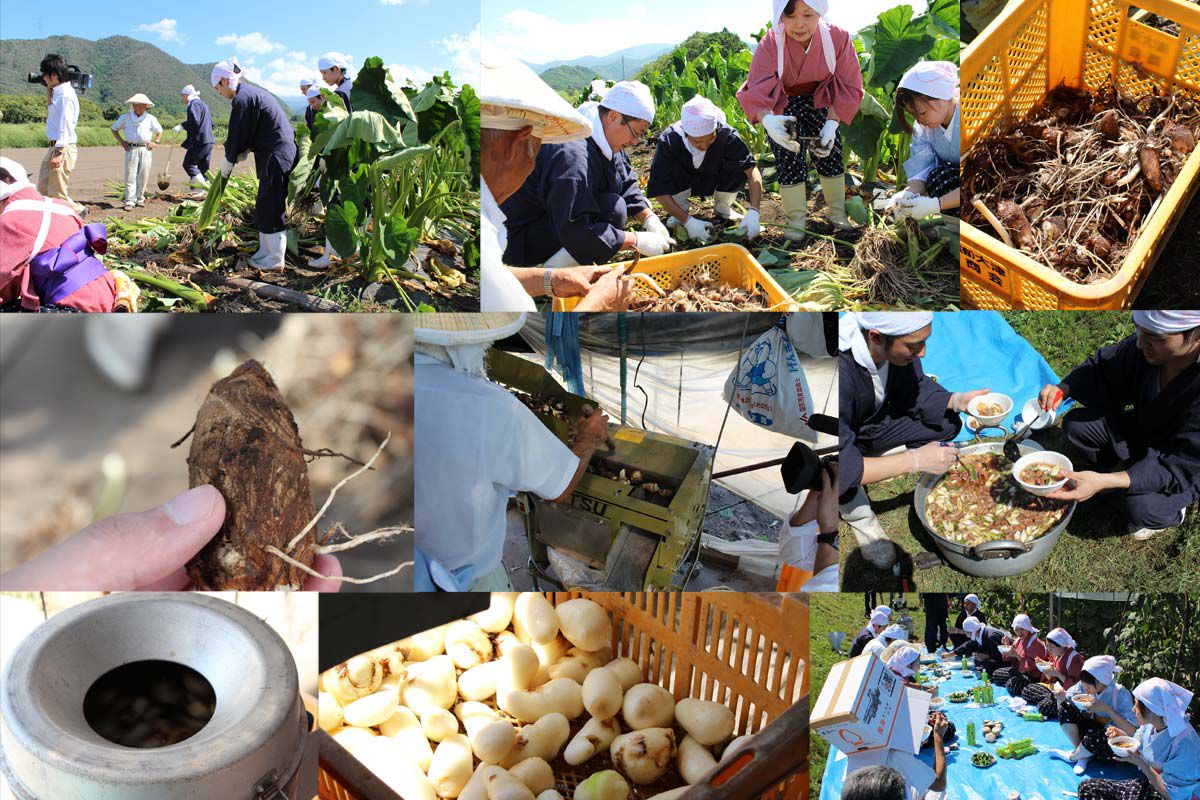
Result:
[1109, 736, 1139, 757]
[930, 697, 946, 712]
[968, 393, 1013, 427]
[1020, 398, 1056, 431]
[997, 644, 1013, 655]
[1073, 693, 1097, 711]
[1013, 451, 1073, 496]
[1035, 658, 1054, 672]
[923, 724, 933, 743]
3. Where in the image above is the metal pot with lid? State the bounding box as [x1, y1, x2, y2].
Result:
[1, 593, 307, 800]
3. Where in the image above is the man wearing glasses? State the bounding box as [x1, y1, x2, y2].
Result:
[500, 80, 676, 269]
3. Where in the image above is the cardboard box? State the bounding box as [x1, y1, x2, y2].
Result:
[812, 653, 907, 754]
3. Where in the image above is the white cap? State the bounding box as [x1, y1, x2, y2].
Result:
[599, 81, 655, 123]
[873, 605, 893, 618]
[481, 55, 592, 144]
[1132, 310, 1200, 335]
[882, 624, 908, 642]
[318, 52, 351, 71]
[1046, 628, 1076, 649]
[964, 594, 981, 608]
[1012, 614, 1039, 634]
[305, 87, 323, 99]
[181, 84, 197, 96]
[0, 156, 32, 201]
[1133, 678, 1194, 738]
[300, 76, 316, 88]
[211, 57, 241, 88]
[679, 95, 725, 137]
[887, 647, 920, 677]
[869, 611, 889, 627]
[1082, 655, 1121, 686]
[898, 61, 959, 100]
[962, 617, 982, 635]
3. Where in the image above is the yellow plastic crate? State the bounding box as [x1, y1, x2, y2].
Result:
[552, 243, 799, 311]
[960, 0, 1200, 309]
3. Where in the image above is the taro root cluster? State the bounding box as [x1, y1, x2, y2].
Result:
[963, 85, 1199, 282]
[629, 278, 772, 312]
[587, 458, 677, 501]
[511, 390, 580, 443]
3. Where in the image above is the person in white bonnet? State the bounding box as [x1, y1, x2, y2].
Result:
[838, 313, 990, 569]
[413, 314, 611, 590]
[646, 95, 765, 244]
[479, 56, 634, 312]
[1036, 310, 1200, 540]
[885, 61, 960, 221]
[500, 80, 676, 269]
[172, 85, 215, 191]
[109, 94, 163, 210]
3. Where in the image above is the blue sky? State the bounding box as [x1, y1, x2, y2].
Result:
[2, 0, 480, 96]
[484, 0, 932, 65]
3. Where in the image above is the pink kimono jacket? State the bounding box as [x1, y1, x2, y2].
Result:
[737, 23, 865, 125]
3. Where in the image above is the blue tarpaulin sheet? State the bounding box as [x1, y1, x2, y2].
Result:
[819, 663, 1140, 800]
[919, 312, 1072, 443]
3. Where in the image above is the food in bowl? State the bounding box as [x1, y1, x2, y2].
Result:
[976, 401, 1005, 417]
[997, 644, 1013, 654]
[1035, 658, 1054, 671]
[1019, 462, 1065, 486]
[925, 453, 1070, 545]
[923, 724, 933, 743]
[948, 692, 970, 703]
[1073, 693, 1097, 709]
[1109, 736, 1139, 757]
[930, 697, 946, 711]
[972, 752, 997, 768]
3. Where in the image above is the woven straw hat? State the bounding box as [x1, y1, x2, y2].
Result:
[125, 93, 155, 107]
[481, 56, 591, 144]
[414, 313, 527, 346]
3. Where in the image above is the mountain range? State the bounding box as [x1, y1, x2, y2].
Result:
[531, 44, 674, 92]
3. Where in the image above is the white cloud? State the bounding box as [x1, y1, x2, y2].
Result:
[214, 32, 285, 56]
[440, 23, 480, 87]
[238, 50, 358, 100]
[390, 63, 435, 86]
[134, 18, 184, 44]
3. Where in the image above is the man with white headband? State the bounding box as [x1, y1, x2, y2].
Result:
[307, 53, 355, 268]
[211, 56, 299, 271]
[1077, 676, 1199, 800]
[172, 85, 214, 191]
[413, 314, 611, 590]
[885, 61, 960, 221]
[1037, 310, 1200, 539]
[941, 615, 1006, 674]
[646, 95, 764, 243]
[849, 607, 890, 657]
[1, 156, 123, 311]
[838, 312, 990, 568]
[479, 56, 632, 312]
[304, 86, 324, 134]
[949, 593, 987, 648]
[501, 80, 676, 269]
[886, 647, 922, 684]
[299, 76, 315, 95]
[993, 612, 1048, 696]
[737, 0, 864, 239]
[1052, 654, 1137, 775]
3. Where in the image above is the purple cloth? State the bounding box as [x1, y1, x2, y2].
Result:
[29, 222, 109, 305]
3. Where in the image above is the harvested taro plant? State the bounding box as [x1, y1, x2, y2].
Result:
[176, 359, 406, 589]
[963, 85, 1200, 283]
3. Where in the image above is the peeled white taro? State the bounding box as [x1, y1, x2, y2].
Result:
[564, 716, 621, 765]
[404, 654, 458, 714]
[604, 658, 643, 691]
[573, 770, 629, 800]
[457, 701, 518, 765]
[459, 661, 504, 701]
[548, 649, 606, 684]
[514, 593, 559, 644]
[342, 687, 399, 728]
[484, 767, 536, 800]
[581, 667, 623, 720]
[537, 792, 566, 800]
[356, 736, 438, 800]
[505, 645, 541, 693]
[422, 707, 460, 742]
[368, 642, 406, 678]
[470, 592, 518, 633]
[330, 725, 378, 758]
[675, 699, 734, 745]
[508, 757, 555, 794]
[325, 655, 383, 704]
[621, 684, 675, 729]
[645, 788, 692, 800]
[400, 624, 448, 662]
[379, 706, 434, 771]
[445, 619, 494, 670]
[501, 677, 583, 722]
[428, 733, 474, 798]
[502, 713, 571, 768]
[318, 692, 343, 732]
[677, 734, 718, 784]
[610, 728, 677, 784]
[555, 598, 611, 651]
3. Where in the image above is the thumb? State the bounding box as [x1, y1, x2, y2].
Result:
[0, 486, 226, 591]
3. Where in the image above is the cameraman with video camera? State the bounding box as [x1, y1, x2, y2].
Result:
[35, 54, 85, 216]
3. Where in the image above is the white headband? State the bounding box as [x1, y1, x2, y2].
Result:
[1046, 628, 1076, 649]
[898, 61, 959, 101]
[1134, 678, 1194, 738]
[962, 616, 982, 635]
[838, 312, 935, 409]
[318, 52, 350, 72]
[1012, 614, 1039, 634]
[873, 605, 893, 618]
[1082, 655, 1122, 686]
[869, 611, 889, 627]
[211, 57, 241, 88]
[601, 81, 655, 123]
[964, 594, 981, 607]
[306, 87, 323, 99]
[888, 647, 920, 678]
[0, 156, 32, 201]
[882, 624, 908, 642]
[1132, 310, 1200, 335]
[773, 0, 835, 79]
[679, 96, 724, 137]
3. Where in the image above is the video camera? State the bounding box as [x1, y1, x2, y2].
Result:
[781, 413, 839, 494]
[27, 64, 93, 94]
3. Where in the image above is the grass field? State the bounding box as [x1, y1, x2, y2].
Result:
[840, 311, 1200, 593]
[809, 593, 927, 800]
[0, 123, 226, 149]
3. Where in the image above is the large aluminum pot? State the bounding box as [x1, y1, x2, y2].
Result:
[914, 441, 1076, 577]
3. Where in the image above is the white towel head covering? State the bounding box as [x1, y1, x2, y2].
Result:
[210, 57, 242, 88]
[300, 76, 316, 88]
[1132, 310, 1200, 335]
[869, 610, 889, 627]
[773, 0, 836, 79]
[964, 593, 981, 609]
[0, 156, 33, 201]
[481, 55, 591, 144]
[1133, 677, 1194, 737]
[679, 95, 725, 137]
[600, 81, 656, 123]
[180, 84, 200, 102]
[898, 61, 959, 100]
[838, 312, 935, 409]
[318, 52, 351, 72]
[306, 86, 323, 100]
[962, 616, 982, 635]
[882, 624, 908, 642]
[1046, 627, 1076, 649]
[1012, 614, 1039, 634]
[1082, 655, 1122, 687]
[873, 605, 894, 619]
[888, 647, 921, 678]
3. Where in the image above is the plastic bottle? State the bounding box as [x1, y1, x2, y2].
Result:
[967, 721, 977, 746]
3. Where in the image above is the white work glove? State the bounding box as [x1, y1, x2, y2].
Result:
[763, 114, 800, 153]
[635, 231, 675, 257]
[908, 442, 960, 475]
[683, 216, 713, 243]
[895, 195, 942, 221]
[734, 208, 761, 240]
[885, 189, 917, 214]
[811, 119, 839, 158]
[642, 214, 670, 238]
[172, 124, 183, 133]
[219, 159, 236, 178]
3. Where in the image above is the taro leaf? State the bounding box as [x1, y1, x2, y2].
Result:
[322, 111, 406, 154]
[285, 229, 300, 257]
[456, 84, 481, 185]
[311, 99, 350, 155]
[287, 126, 314, 206]
[846, 195, 871, 226]
[351, 56, 418, 130]
[380, 215, 421, 269]
[769, 268, 821, 296]
[340, 164, 373, 217]
[927, 38, 962, 64]
[868, 6, 936, 91]
[376, 145, 434, 171]
[325, 200, 361, 259]
[196, 170, 230, 230]
[927, 0, 961, 35]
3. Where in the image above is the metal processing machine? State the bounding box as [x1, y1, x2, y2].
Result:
[487, 349, 715, 591]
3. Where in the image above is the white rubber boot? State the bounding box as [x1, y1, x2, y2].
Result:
[714, 190, 744, 222]
[307, 238, 338, 269]
[779, 183, 808, 242]
[839, 486, 898, 569]
[820, 174, 854, 229]
[250, 231, 288, 271]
